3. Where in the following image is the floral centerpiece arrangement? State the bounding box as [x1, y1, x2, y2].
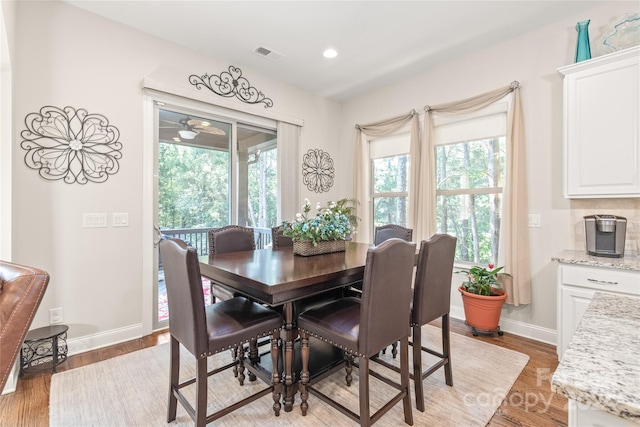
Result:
[282, 198, 358, 256]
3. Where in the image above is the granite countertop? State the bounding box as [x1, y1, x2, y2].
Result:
[552, 249, 640, 272]
[551, 293, 640, 423]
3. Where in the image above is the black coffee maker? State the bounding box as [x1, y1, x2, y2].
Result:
[584, 215, 627, 258]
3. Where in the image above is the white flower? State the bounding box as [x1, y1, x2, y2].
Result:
[316, 202, 321, 210]
[295, 213, 303, 221]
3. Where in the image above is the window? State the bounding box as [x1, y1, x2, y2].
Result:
[158, 110, 278, 231]
[369, 133, 410, 233]
[434, 108, 507, 264]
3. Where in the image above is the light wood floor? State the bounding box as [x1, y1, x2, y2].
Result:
[0, 317, 567, 426]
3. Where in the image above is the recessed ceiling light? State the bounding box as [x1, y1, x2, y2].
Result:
[323, 48, 337, 59]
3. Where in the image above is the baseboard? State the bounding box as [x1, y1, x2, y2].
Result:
[1, 358, 19, 395]
[450, 306, 557, 346]
[66, 323, 144, 356]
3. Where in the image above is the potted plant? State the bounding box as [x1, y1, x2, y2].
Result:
[457, 263, 510, 336]
[282, 198, 358, 256]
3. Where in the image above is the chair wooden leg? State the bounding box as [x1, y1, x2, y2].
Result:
[271, 335, 282, 416]
[232, 347, 238, 378]
[300, 330, 310, 416]
[195, 357, 208, 427]
[248, 338, 258, 382]
[391, 341, 398, 358]
[167, 336, 179, 423]
[237, 345, 246, 386]
[412, 324, 425, 412]
[359, 357, 371, 427]
[345, 354, 353, 386]
[400, 336, 413, 425]
[442, 314, 453, 386]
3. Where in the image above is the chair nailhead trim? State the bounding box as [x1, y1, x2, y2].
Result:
[299, 328, 363, 358]
[201, 327, 281, 357]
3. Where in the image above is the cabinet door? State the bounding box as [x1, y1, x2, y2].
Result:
[560, 48, 640, 198]
[559, 286, 594, 358]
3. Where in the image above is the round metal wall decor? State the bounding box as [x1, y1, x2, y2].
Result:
[20, 106, 123, 184]
[302, 149, 334, 193]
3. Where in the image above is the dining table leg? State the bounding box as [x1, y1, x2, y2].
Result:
[282, 301, 296, 412]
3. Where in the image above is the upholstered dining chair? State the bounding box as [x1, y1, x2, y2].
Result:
[271, 225, 293, 248]
[0, 260, 50, 392]
[375, 233, 457, 412]
[297, 238, 416, 427]
[159, 238, 283, 426]
[374, 224, 413, 245]
[208, 225, 256, 303]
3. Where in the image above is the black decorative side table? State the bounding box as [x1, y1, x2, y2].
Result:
[20, 325, 68, 374]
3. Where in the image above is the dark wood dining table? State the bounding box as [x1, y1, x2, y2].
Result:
[199, 241, 372, 412]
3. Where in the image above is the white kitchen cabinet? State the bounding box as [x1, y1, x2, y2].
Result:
[568, 400, 638, 427]
[558, 46, 640, 198]
[556, 263, 640, 359]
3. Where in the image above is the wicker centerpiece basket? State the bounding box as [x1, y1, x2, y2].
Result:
[293, 239, 346, 257]
[282, 198, 358, 257]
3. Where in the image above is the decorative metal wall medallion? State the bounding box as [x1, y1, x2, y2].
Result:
[20, 106, 123, 184]
[189, 66, 274, 108]
[302, 149, 334, 193]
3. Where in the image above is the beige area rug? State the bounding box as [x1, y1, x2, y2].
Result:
[50, 325, 529, 426]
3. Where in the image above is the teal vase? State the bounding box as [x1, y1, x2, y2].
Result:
[575, 20, 592, 62]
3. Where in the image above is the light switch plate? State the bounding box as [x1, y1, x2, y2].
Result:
[528, 214, 541, 228]
[83, 213, 108, 228]
[112, 213, 129, 227]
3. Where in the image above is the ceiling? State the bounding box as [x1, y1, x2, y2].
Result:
[65, 1, 606, 102]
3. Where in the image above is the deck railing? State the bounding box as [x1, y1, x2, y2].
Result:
[161, 226, 272, 256]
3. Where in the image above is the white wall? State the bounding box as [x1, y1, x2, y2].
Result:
[6, 0, 343, 350]
[340, 1, 636, 342]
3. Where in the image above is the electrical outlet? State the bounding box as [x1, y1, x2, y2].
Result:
[50, 307, 63, 324]
[625, 240, 637, 252]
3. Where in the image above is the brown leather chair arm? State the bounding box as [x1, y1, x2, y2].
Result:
[0, 261, 49, 391]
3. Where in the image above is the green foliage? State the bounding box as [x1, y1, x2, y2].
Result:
[372, 155, 408, 227]
[457, 264, 510, 296]
[158, 143, 229, 228]
[435, 137, 506, 263]
[282, 198, 358, 246]
[158, 143, 278, 230]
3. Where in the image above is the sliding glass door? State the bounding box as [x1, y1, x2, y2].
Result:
[153, 104, 278, 329]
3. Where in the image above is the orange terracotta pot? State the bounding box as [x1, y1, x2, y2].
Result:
[458, 286, 507, 331]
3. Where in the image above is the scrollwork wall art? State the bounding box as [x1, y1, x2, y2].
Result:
[189, 66, 274, 108]
[302, 149, 334, 193]
[20, 106, 123, 184]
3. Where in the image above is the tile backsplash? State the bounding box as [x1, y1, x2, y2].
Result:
[570, 198, 640, 254]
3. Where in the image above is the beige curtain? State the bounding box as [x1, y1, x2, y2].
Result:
[422, 82, 530, 305]
[277, 121, 301, 223]
[353, 111, 419, 243]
